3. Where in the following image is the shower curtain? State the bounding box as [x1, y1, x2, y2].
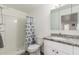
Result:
[25, 16, 36, 46]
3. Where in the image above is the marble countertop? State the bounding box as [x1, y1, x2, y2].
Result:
[43, 36, 79, 47]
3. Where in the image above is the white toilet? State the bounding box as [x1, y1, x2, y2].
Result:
[27, 44, 40, 55]
[27, 38, 43, 55]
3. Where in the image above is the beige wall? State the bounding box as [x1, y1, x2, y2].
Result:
[28, 4, 52, 38]
[28, 5, 52, 45]
[0, 5, 27, 54]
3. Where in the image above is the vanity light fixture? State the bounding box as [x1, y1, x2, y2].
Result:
[14, 20, 17, 23]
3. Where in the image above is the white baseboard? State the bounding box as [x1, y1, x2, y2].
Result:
[0, 49, 26, 55]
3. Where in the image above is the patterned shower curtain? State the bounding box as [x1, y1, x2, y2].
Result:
[25, 16, 36, 46]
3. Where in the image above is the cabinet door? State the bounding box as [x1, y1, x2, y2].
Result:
[44, 40, 73, 55]
[74, 47, 79, 55]
[51, 10, 61, 30]
[44, 40, 55, 55]
[73, 39, 79, 55]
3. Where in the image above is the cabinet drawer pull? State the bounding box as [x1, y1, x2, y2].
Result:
[52, 50, 55, 52]
[56, 51, 59, 54]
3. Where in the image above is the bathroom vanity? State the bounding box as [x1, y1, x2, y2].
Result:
[43, 34, 79, 55]
[47, 4, 79, 55]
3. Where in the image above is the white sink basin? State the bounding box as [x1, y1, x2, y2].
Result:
[47, 36, 66, 41]
[27, 44, 40, 53]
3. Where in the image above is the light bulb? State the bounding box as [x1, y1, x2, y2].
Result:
[14, 20, 17, 23]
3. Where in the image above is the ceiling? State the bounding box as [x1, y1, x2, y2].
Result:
[4, 4, 45, 13]
[3, 4, 66, 13]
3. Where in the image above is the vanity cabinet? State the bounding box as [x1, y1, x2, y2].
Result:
[44, 40, 74, 55]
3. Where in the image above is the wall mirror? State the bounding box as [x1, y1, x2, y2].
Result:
[50, 4, 79, 31]
[61, 13, 78, 30]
